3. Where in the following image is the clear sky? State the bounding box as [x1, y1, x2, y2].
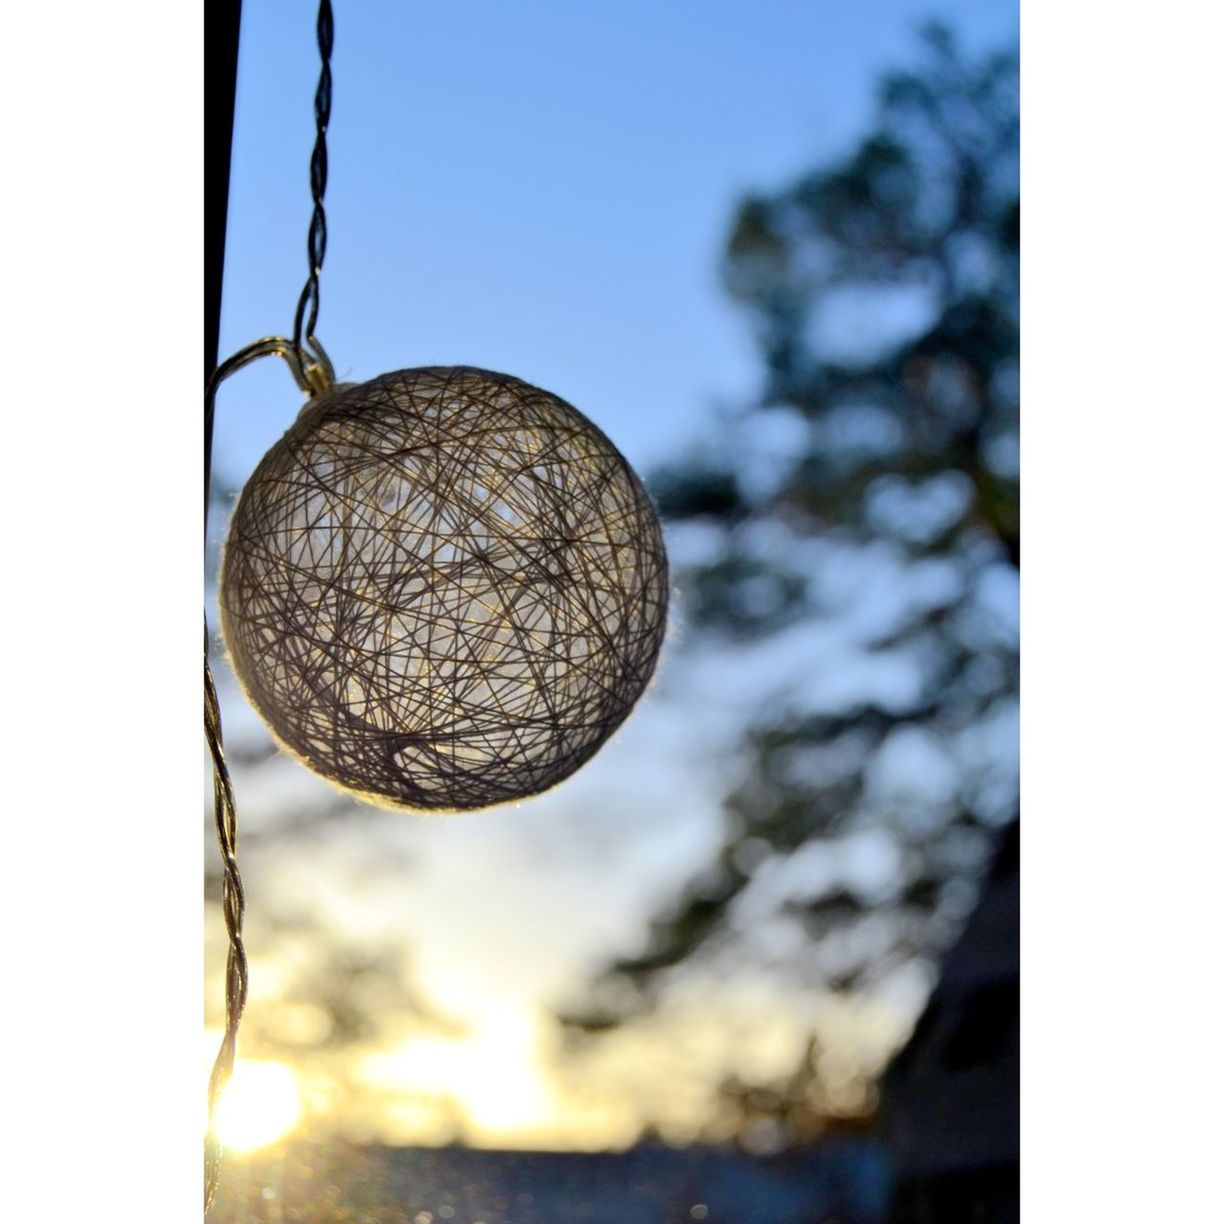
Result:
[210, 0, 1019, 1151]
[217, 0, 1018, 485]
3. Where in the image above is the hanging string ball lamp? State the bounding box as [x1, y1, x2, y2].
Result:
[220, 366, 669, 811]
[205, 0, 669, 1203]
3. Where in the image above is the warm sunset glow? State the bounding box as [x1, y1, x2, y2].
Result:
[214, 1060, 302, 1153]
[360, 1019, 555, 1144]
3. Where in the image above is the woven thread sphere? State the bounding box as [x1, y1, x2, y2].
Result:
[220, 366, 669, 812]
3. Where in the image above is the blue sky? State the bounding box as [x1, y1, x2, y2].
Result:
[217, 0, 1018, 488]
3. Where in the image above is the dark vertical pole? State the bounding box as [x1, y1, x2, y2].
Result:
[204, 12, 245, 1214]
[205, 0, 243, 383]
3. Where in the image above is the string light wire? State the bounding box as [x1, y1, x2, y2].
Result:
[204, 1, 335, 1210]
[292, 0, 335, 382]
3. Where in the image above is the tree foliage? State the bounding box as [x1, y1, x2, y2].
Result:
[568, 26, 1019, 1114]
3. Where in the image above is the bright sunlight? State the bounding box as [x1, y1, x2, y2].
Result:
[214, 1060, 302, 1153]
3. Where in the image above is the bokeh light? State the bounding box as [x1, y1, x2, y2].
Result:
[213, 1059, 302, 1153]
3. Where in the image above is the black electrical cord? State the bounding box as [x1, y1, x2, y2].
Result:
[292, 0, 335, 374]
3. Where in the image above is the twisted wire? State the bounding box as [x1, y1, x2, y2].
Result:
[203, 627, 248, 1212]
[204, 342, 317, 1213]
[206, 2, 336, 1208]
[292, 0, 335, 371]
[204, 358, 250, 1213]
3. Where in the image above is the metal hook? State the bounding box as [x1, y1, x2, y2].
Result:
[300, 332, 337, 397]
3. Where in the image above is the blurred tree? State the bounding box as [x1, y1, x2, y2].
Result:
[565, 24, 1018, 1141]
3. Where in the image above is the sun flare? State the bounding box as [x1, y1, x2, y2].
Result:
[214, 1060, 302, 1153]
